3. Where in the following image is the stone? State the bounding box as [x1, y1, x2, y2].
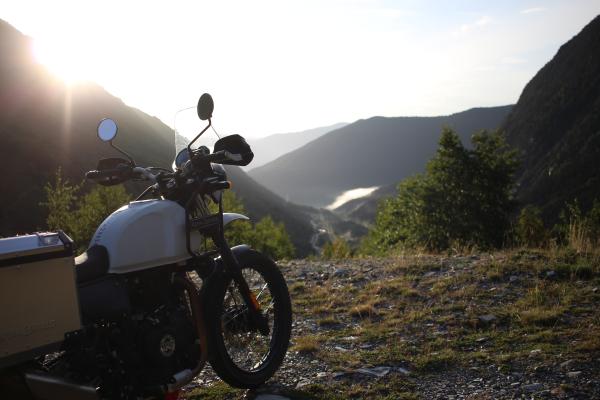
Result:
[566, 371, 582, 379]
[523, 383, 543, 392]
[356, 366, 391, 378]
[295, 379, 311, 389]
[529, 349, 543, 357]
[333, 268, 349, 277]
[546, 270, 556, 278]
[332, 371, 349, 380]
[395, 367, 410, 375]
[509, 275, 518, 282]
[255, 395, 292, 400]
[478, 314, 497, 323]
[560, 359, 576, 370]
[316, 372, 327, 378]
[424, 271, 437, 278]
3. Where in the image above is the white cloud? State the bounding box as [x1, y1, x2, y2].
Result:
[460, 15, 492, 33]
[520, 7, 546, 14]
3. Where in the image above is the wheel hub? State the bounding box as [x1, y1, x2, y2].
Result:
[159, 334, 176, 357]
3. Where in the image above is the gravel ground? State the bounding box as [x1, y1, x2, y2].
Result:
[184, 255, 600, 399]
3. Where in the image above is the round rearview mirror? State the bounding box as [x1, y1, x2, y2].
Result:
[97, 118, 118, 142]
[197, 93, 214, 121]
[173, 148, 190, 170]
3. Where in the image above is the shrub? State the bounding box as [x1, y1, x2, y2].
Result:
[322, 237, 352, 259]
[517, 205, 548, 247]
[554, 199, 600, 253]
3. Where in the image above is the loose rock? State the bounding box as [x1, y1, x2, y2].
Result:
[356, 366, 391, 378]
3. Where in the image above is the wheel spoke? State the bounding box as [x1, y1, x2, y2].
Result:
[221, 267, 276, 372]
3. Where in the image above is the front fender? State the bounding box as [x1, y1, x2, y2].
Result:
[223, 213, 250, 227]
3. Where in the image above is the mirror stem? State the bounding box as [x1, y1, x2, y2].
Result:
[110, 142, 136, 166]
[187, 118, 212, 157]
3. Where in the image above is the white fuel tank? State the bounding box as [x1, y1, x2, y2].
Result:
[90, 199, 201, 273]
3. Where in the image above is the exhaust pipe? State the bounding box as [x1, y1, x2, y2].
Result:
[25, 371, 100, 400]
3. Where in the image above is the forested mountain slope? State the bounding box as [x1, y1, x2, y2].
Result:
[502, 15, 600, 219]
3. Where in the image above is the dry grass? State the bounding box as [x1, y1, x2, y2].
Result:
[187, 248, 600, 399]
[291, 335, 321, 354]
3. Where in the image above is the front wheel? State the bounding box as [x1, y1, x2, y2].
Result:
[206, 249, 292, 388]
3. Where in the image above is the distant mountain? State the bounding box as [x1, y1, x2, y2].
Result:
[249, 106, 513, 207]
[503, 15, 600, 220]
[247, 122, 347, 169]
[227, 167, 367, 257]
[0, 19, 175, 236]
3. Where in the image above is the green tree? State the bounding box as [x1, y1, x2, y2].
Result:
[361, 128, 519, 253]
[251, 216, 295, 260]
[41, 168, 80, 232]
[359, 176, 427, 255]
[517, 205, 547, 247]
[217, 191, 295, 260]
[41, 169, 130, 249]
[71, 185, 130, 246]
[218, 190, 254, 247]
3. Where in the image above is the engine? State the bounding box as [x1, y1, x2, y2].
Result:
[48, 270, 201, 399]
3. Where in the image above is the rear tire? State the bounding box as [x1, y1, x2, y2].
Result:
[206, 250, 292, 388]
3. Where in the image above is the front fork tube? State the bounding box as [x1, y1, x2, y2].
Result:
[217, 238, 270, 336]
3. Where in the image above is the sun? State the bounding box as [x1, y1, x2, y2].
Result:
[33, 39, 90, 84]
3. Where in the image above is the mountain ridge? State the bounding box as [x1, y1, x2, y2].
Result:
[247, 122, 347, 170]
[249, 105, 513, 207]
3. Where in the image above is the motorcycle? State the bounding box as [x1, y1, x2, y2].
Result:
[0, 93, 292, 399]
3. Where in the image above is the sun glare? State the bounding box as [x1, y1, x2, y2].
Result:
[33, 39, 90, 84]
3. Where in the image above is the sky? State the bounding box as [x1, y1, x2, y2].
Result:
[3, 1, 600, 138]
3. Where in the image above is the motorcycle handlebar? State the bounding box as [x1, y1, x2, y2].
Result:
[85, 168, 124, 180]
[193, 150, 241, 165]
[85, 166, 157, 183]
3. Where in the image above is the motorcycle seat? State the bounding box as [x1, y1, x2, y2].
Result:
[75, 245, 109, 284]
